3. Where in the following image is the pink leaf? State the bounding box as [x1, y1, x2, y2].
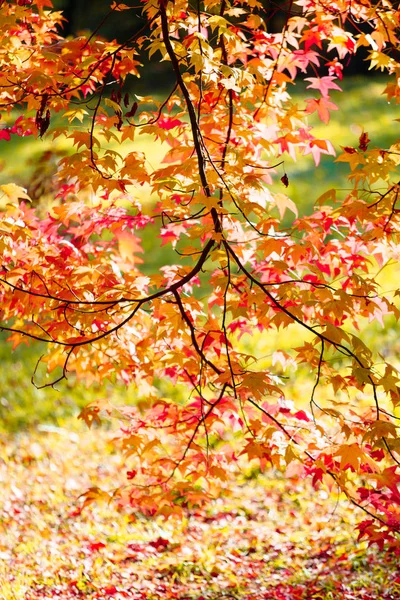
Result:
[305, 76, 342, 97]
[158, 116, 184, 130]
[0, 129, 11, 141]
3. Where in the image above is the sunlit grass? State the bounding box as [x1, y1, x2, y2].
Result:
[277, 75, 399, 211]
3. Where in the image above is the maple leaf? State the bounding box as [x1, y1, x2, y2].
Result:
[369, 466, 400, 494]
[359, 131, 371, 151]
[0, 129, 11, 141]
[273, 192, 298, 219]
[274, 133, 301, 160]
[302, 138, 335, 166]
[336, 148, 365, 170]
[115, 230, 143, 264]
[111, 2, 132, 10]
[68, 131, 93, 149]
[304, 76, 342, 97]
[79, 487, 112, 510]
[300, 28, 323, 51]
[158, 116, 184, 130]
[335, 444, 368, 472]
[305, 97, 339, 124]
[368, 50, 393, 71]
[0, 184, 31, 205]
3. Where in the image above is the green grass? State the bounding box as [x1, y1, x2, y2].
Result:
[0, 333, 97, 432]
[278, 75, 399, 212]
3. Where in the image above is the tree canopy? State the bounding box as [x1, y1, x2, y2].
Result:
[1, 0, 400, 549]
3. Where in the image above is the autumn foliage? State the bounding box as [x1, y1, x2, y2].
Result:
[1, 0, 400, 549]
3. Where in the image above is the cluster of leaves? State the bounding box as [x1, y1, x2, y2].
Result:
[1, 428, 400, 600]
[1, 0, 400, 548]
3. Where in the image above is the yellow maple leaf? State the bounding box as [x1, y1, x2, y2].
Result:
[0, 183, 31, 207]
[110, 2, 132, 11]
[335, 443, 365, 471]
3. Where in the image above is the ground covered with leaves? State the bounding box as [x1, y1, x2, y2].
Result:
[1, 427, 399, 600]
